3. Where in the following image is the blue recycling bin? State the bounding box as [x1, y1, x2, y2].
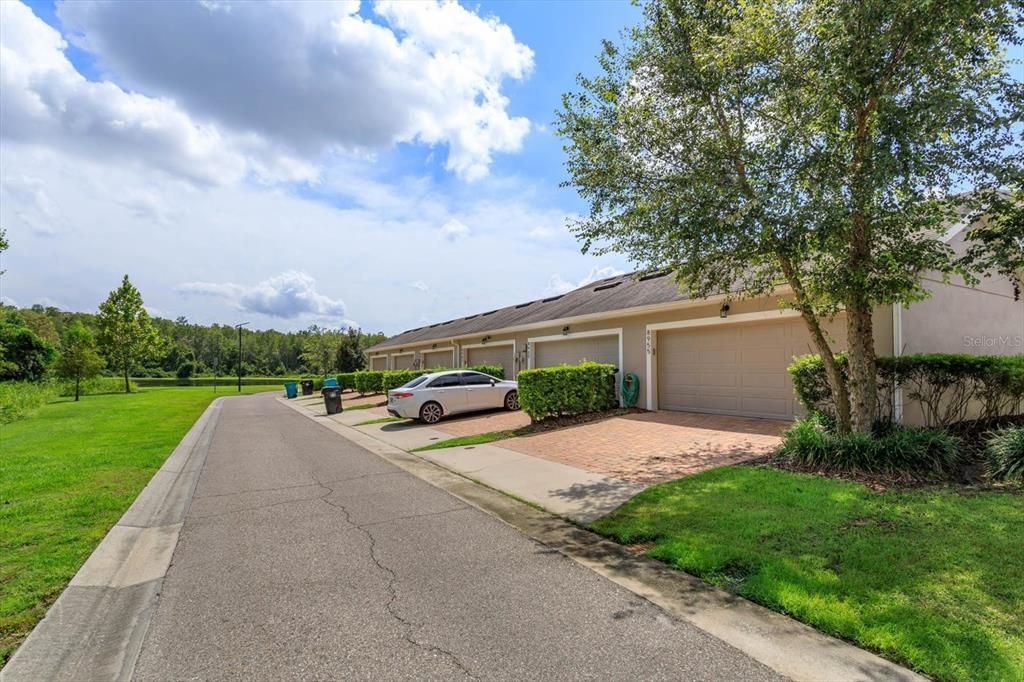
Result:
[284, 381, 298, 399]
[323, 378, 338, 388]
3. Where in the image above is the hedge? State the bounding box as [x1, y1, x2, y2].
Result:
[350, 364, 507, 395]
[132, 376, 299, 387]
[517, 362, 617, 421]
[789, 353, 1024, 428]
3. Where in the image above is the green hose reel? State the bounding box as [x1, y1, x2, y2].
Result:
[620, 372, 640, 407]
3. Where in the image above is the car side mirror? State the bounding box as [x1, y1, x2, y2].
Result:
[490, 379, 497, 385]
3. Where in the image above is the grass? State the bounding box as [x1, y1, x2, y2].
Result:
[343, 402, 381, 411]
[354, 416, 403, 426]
[0, 385, 276, 665]
[591, 465, 1024, 681]
[411, 427, 530, 451]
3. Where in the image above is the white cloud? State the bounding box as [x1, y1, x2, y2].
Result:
[440, 218, 471, 241]
[546, 265, 626, 295]
[176, 271, 347, 320]
[53, 0, 533, 181]
[0, 174, 58, 235]
[410, 280, 430, 292]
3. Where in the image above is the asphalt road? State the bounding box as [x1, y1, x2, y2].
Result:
[133, 393, 781, 681]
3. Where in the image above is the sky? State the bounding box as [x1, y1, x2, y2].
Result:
[0, 0, 641, 334]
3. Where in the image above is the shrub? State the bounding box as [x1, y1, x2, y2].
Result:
[58, 376, 136, 397]
[465, 364, 505, 379]
[0, 381, 60, 424]
[354, 371, 384, 395]
[517, 362, 617, 421]
[789, 353, 1024, 427]
[777, 415, 961, 479]
[381, 370, 423, 392]
[985, 427, 1024, 481]
[337, 372, 357, 390]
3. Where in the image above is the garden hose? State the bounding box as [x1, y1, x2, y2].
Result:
[621, 372, 640, 407]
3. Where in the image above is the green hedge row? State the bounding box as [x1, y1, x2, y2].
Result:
[133, 377, 298, 387]
[349, 365, 505, 395]
[517, 362, 617, 421]
[789, 353, 1024, 427]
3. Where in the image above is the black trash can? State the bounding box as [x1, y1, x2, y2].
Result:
[300, 379, 314, 396]
[322, 387, 343, 415]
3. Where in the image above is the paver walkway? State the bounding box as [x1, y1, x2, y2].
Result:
[502, 411, 787, 484]
[132, 393, 779, 680]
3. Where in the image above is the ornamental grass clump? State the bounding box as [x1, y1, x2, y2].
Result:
[985, 427, 1024, 482]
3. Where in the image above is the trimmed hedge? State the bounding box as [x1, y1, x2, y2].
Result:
[350, 364, 506, 395]
[789, 353, 1024, 427]
[777, 414, 962, 479]
[985, 427, 1024, 481]
[517, 362, 617, 421]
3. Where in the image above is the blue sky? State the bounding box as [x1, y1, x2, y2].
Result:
[0, 1, 1019, 334]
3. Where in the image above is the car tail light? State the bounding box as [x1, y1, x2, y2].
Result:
[392, 392, 414, 399]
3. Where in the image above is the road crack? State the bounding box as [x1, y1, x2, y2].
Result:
[313, 476, 477, 679]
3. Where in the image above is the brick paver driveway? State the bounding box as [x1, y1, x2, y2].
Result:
[500, 411, 787, 484]
[434, 408, 531, 437]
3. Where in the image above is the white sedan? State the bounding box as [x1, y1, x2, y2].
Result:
[386, 370, 519, 424]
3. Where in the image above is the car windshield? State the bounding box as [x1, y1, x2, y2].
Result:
[400, 375, 429, 389]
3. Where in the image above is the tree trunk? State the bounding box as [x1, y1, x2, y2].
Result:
[75, 375, 81, 402]
[124, 365, 131, 393]
[798, 309, 852, 434]
[846, 300, 878, 433]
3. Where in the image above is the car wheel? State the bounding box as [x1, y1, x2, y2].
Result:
[504, 390, 520, 411]
[419, 401, 443, 424]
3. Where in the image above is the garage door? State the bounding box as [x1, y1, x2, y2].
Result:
[370, 356, 387, 370]
[422, 348, 455, 369]
[534, 334, 619, 369]
[657, 317, 845, 419]
[392, 354, 414, 370]
[466, 345, 514, 379]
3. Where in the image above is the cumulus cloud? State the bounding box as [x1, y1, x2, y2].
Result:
[53, 0, 533, 181]
[176, 271, 347, 319]
[440, 218, 470, 241]
[546, 265, 626, 295]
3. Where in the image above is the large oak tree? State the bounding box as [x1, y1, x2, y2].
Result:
[559, 0, 1023, 433]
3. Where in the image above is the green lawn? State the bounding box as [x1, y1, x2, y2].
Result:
[591, 466, 1024, 681]
[0, 386, 276, 665]
[354, 416, 403, 426]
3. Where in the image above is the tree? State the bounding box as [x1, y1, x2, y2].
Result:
[336, 328, 368, 372]
[558, 0, 1022, 433]
[959, 178, 1024, 301]
[300, 325, 341, 376]
[0, 310, 56, 381]
[54, 322, 105, 401]
[0, 227, 8, 276]
[97, 275, 163, 392]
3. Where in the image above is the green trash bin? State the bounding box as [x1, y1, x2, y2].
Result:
[284, 381, 298, 399]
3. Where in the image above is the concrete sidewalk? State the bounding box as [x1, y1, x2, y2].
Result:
[286, 396, 644, 522]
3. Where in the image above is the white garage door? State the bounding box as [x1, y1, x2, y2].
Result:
[534, 335, 619, 369]
[392, 354, 414, 370]
[370, 356, 387, 370]
[466, 345, 514, 379]
[657, 317, 846, 419]
[422, 348, 455, 369]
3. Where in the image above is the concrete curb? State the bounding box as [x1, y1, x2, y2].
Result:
[2, 399, 223, 682]
[280, 397, 925, 682]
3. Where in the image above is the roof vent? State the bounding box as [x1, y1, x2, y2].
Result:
[593, 281, 622, 292]
[639, 270, 671, 282]
[541, 295, 564, 303]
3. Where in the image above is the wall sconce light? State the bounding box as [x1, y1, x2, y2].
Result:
[720, 304, 730, 319]
[432, 343, 437, 349]
[562, 325, 570, 336]
[482, 335, 491, 344]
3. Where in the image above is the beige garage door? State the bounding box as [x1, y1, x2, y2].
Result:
[370, 356, 387, 370]
[534, 334, 619, 369]
[657, 317, 845, 419]
[422, 348, 455, 369]
[466, 345, 514, 379]
[392, 354, 414, 370]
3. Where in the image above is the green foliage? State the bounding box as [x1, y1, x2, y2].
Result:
[558, 0, 1022, 433]
[131, 377, 293, 387]
[336, 372, 356, 390]
[591, 466, 1024, 681]
[958, 178, 1024, 301]
[96, 275, 163, 392]
[0, 313, 57, 382]
[353, 370, 383, 395]
[53, 322, 105, 400]
[300, 325, 342, 376]
[58, 376, 137, 397]
[517, 362, 617, 421]
[777, 415, 961, 479]
[985, 427, 1024, 481]
[790, 353, 1024, 427]
[175, 361, 195, 379]
[335, 328, 368, 372]
[466, 364, 504, 379]
[0, 381, 60, 424]
[382, 370, 422, 392]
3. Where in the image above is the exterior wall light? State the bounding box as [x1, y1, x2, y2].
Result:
[562, 325, 570, 335]
[720, 304, 730, 318]
[482, 335, 491, 344]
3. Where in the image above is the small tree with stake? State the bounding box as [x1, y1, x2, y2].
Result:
[558, 0, 1022, 434]
[54, 322, 105, 401]
[97, 275, 163, 393]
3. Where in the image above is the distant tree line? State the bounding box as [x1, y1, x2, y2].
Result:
[0, 274, 385, 389]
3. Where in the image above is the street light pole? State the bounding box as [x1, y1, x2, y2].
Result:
[235, 322, 249, 392]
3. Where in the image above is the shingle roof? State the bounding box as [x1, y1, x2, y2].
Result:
[367, 270, 693, 351]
